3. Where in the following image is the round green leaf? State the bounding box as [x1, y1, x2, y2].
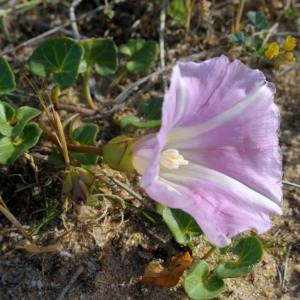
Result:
[119, 39, 146, 57]
[216, 236, 264, 278]
[119, 39, 159, 73]
[247, 11, 269, 30]
[139, 97, 163, 120]
[28, 38, 83, 89]
[0, 101, 15, 137]
[0, 123, 42, 165]
[0, 56, 16, 94]
[12, 106, 41, 139]
[81, 38, 118, 76]
[184, 261, 226, 300]
[70, 123, 99, 165]
[162, 207, 202, 244]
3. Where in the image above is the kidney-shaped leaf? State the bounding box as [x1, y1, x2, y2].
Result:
[216, 236, 264, 278]
[0, 123, 42, 165]
[12, 106, 41, 139]
[0, 101, 15, 137]
[28, 38, 83, 89]
[0, 56, 16, 94]
[70, 123, 99, 165]
[81, 38, 118, 76]
[184, 261, 225, 300]
[247, 11, 269, 29]
[162, 207, 202, 244]
[119, 39, 159, 73]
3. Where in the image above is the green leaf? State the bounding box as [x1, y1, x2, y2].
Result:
[0, 56, 16, 94]
[162, 207, 202, 244]
[81, 38, 118, 76]
[168, 0, 188, 25]
[184, 261, 226, 300]
[216, 236, 264, 278]
[228, 32, 253, 47]
[12, 106, 41, 138]
[119, 39, 159, 73]
[70, 123, 99, 165]
[247, 11, 269, 30]
[0, 101, 15, 137]
[139, 97, 163, 120]
[283, 8, 295, 20]
[28, 38, 83, 89]
[0, 123, 42, 165]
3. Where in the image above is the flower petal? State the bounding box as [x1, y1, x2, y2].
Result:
[147, 163, 280, 247]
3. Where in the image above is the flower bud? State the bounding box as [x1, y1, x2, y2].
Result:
[102, 135, 135, 172]
[282, 35, 297, 51]
[265, 42, 279, 60]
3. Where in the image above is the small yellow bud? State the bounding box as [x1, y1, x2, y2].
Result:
[282, 35, 297, 51]
[282, 52, 296, 63]
[102, 135, 135, 172]
[265, 42, 279, 60]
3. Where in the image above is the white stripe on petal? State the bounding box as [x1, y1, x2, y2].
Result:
[172, 74, 187, 125]
[161, 162, 281, 215]
[168, 84, 271, 144]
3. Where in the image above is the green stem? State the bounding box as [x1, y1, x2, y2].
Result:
[201, 246, 216, 260]
[51, 85, 60, 105]
[132, 119, 161, 129]
[112, 66, 128, 85]
[83, 66, 97, 110]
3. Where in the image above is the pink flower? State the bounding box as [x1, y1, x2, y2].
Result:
[132, 56, 282, 247]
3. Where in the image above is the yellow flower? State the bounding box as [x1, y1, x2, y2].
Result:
[282, 52, 296, 63]
[265, 42, 279, 60]
[282, 35, 297, 51]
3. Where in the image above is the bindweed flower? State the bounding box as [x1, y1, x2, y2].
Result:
[132, 56, 282, 247]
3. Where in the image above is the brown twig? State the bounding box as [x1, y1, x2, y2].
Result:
[69, 0, 83, 40]
[0, 4, 107, 55]
[0, 195, 33, 242]
[55, 103, 97, 116]
[40, 122, 102, 155]
[234, 0, 246, 32]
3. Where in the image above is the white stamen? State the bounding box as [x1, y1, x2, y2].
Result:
[160, 149, 189, 170]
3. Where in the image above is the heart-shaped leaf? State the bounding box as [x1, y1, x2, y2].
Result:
[0, 101, 15, 137]
[0, 56, 16, 94]
[70, 123, 99, 165]
[119, 39, 159, 73]
[247, 11, 269, 30]
[184, 261, 226, 300]
[28, 38, 83, 89]
[0, 123, 42, 165]
[139, 97, 163, 120]
[81, 38, 118, 76]
[216, 236, 264, 278]
[12, 106, 41, 138]
[162, 207, 202, 244]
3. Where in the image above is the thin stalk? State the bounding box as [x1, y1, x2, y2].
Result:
[40, 122, 102, 155]
[0, 196, 33, 242]
[112, 66, 128, 85]
[83, 66, 97, 109]
[51, 85, 61, 105]
[201, 246, 216, 260]
[234, 0, 246, 32]
[52, 110, 70, 165]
